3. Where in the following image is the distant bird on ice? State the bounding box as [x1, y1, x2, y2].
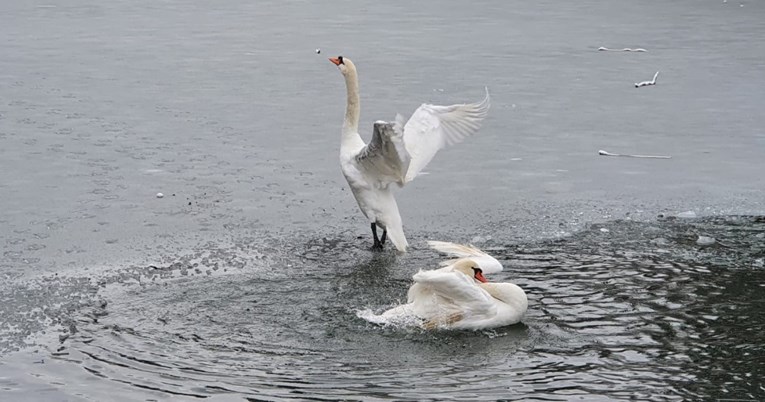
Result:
[328, 56, 490, 252]
[635, 71, 659, 88]
[598, 47, 647, 52]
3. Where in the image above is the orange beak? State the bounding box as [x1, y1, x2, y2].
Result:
[475, 271, 488, 283]
[329, 57, 341, 66]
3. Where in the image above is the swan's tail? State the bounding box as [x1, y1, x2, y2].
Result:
[377, 191, 408, 252]
[385, 220, 408, 252]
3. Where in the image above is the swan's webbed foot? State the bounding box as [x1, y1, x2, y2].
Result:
[370, 222, 385, 252]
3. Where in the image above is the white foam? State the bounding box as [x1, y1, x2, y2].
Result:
[356, 305, 422, 328]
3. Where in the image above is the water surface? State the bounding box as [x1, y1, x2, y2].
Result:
[1, 0, 764, 400]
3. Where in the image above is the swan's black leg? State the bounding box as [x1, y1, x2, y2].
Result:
[371, 223, 383, 251]
[380, 229, 387, 245]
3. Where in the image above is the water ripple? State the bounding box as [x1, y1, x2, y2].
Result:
[1, 216, 763, 400]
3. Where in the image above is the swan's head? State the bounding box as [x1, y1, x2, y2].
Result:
[452, 259, 488, 283]
[329, 56, 354, 76]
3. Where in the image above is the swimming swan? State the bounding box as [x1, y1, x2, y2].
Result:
[364, 241, 528, 330]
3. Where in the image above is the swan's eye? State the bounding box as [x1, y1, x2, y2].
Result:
[338, 56, 344, 64]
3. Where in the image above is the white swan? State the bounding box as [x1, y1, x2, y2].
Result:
[329, 56, 490, 252]
[361, 241, 528, 330]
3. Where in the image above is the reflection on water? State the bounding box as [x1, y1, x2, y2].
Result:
[2, 216, 762, 400]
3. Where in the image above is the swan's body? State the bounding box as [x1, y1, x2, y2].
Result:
[329, 56, 490, 252]
[361, 241, 528, 330]
[635, 71, 660, 88]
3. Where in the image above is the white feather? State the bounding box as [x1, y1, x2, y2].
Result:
[427, 240, 504, 274]
[403, 88, 490, 183]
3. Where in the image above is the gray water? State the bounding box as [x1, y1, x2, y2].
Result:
[1, 0, 764, 400]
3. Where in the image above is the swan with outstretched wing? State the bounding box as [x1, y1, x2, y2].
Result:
[329, 56, 490, 252]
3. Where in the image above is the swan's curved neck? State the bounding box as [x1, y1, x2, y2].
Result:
[481, 283, 524, 305]
[481, 283, 501, 300]
[341, 66, 361, 138]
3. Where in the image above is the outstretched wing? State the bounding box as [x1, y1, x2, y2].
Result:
[398, 88, 490, 183]
[354, 121, 411, 186]
[411, 269, 496, 318]
[428, 240, 503, 274]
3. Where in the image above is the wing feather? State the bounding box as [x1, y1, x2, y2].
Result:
[411, 269, 495, 318]
[401, 88, 490, 183]
[428, 240, 504, 274]
[354, 121, 411, 186]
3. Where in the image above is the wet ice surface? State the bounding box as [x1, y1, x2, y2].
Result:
[1, 0, 765, 400]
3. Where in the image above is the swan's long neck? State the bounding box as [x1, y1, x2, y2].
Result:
[481, 283, 528, 308]
[343, 69, 360, 133]
[340, 63, 364, 151]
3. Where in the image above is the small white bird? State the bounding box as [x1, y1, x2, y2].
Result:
[329, 56, 490, 252]
[598, 149, 671, 159]
[635, 71, 660, 88]
[598, 47, 647, 52]
[361, 241, 528, 330]
[316, 48, 321, 54]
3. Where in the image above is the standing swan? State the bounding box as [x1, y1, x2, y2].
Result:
[329, 56, 490, 252]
